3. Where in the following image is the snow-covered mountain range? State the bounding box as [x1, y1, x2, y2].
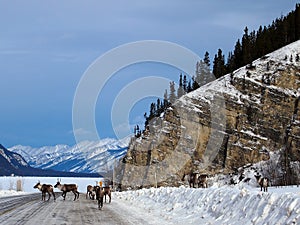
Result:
[10, 137, 130, 174]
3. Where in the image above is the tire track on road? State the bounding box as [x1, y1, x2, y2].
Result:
[0, 192, 157, 225]
[0, 193, 41, 216]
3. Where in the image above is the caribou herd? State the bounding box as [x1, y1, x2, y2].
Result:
[33, 179, 113, 210]
[33, 172, 270, 210]
[181, 171, 270, 192]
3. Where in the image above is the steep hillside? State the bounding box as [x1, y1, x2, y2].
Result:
[10, 137, 130, 174]
[0, 144, 29, 175]
[116, 40, 300, 189]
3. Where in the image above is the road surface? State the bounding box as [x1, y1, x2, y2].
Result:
[0, 192, 153, 225]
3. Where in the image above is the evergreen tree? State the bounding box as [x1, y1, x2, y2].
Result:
[156, 98, 161, 116]
[149, 102, 156, 119]
[187, 80, 192, 92]
[203, 51, 210, 67]
[233, 39, 243, 70]
[192, 76, 200, 90]
[295, 4, 300, 40]
[226, 51, 235, 74]
[183, 75, 188, 93]
[255, 26, 265, 57]
[163, 89, 169, 109]
[169, 81, 176, 104]
[242, 27, 252, 65]
[143, 112, 148, 127]
[196, 60, 214, 86]
[177, 73, 184, 98]
[213, 49, 226, 79]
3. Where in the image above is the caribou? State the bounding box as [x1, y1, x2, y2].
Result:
[86, 185, 96, 200]
[54, 180, 79, 201]
[33, 181, 56, 201]
[103, 186, 111, 203]
[94, 185, 112, 210]
[255, 174, 270, 192]
[198, 174, 208, 188]
[182, 172, 208, 188]
[94, 186, 104, 210]
[182, 172, 198, 188]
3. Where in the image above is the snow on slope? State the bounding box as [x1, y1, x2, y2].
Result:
[179, 40, 300, 107]
[115, 185, 300, 225]
[9, 137, 130, 174]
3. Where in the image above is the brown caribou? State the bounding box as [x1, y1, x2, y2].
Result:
[94, 186, 104, 210]
[54, 180, 79, 201]
[86, 185, 96, 200]
[103, 186, 111, 203]
[33, 181, 56, 201]
[198, 174, 208, 188]
[182, 172, 199, 188]
[254, 174, 270, 192]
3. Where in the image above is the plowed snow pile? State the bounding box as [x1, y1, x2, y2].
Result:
[115, 186, 300, 225]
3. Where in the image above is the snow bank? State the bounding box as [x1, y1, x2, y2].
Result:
[0, 190, 27, 197]
[114, 186, 300, 225]
[1, 176, 299, 224]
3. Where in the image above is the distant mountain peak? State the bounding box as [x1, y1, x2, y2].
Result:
[10, 137, 130, 174]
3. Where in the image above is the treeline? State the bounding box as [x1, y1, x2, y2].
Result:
[141, 58, 212, 135]
[214, 3, 300, 78]
[136, 4, 300, 136]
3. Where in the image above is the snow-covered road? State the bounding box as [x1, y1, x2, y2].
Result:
[0, 193, 41, 216]
[0, 193, 153, 225]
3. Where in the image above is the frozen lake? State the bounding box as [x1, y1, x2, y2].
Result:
[0, 176, 105, 193]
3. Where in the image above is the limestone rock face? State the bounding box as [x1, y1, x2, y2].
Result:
[116, 41, 300, 189]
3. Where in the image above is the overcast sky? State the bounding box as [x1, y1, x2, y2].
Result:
[0, 0, 298, 147]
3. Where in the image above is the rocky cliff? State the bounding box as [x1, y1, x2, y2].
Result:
[116, 41, 300, 189]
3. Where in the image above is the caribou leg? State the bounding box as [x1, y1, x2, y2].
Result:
[47, 191, 51, 201]
[72, 190, 79, 201]
[52, 191, 56, 201]
[98, 196, 103, 210]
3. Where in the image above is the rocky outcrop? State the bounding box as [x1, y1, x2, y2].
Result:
[116, 41, 300, 189]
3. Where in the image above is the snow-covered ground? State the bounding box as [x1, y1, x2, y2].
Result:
[0, 176, 299, 224]
[114, 185, 300, 225]
[0, 189, 27, 197]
